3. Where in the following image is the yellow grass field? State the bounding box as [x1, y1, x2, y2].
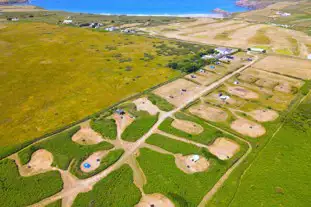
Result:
[0, 22, 185, 149]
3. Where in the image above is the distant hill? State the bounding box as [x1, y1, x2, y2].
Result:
[0, 0, 28, 5]
[236, 0, 301, 9]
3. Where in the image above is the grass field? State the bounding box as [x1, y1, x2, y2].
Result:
[72, 165, 141, 207]
[207, 89, 311, 207]
[0, 158, 63, 207]
[121, 112, 158, 142]
[90, 117, 117, 140]
[0, 22, 209, 153]
[227, 93, 311, 207]
[18, 127, 114, 170]
[138, 148, 232, 206]
[146, 133, 204, 155]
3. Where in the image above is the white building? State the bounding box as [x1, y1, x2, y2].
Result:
[308, 54, 311, 60]
[215, 47, 234, 55]
[105, 27, 118, 32]
[63, 19, 73, 24]
[248, 47, 266, 53]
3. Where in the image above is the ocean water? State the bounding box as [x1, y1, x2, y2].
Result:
[29, 0, 247, 15]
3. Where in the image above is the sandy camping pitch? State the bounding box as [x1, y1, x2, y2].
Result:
[72, 123, 104, 145]
[208, 138, 240, 160]
[248, 109, 279, 122]
[274, 82, 294, 94]
[135, 193, 175, 207]
[231, 118, 266, 138]
[19, 149, 54, 176]
[189, 103, 228, 122]
[171, 119, 204, 135]
[113, 112, 135, 135]
[175, 154, 210, 174]
[153, 79, 204, 107]
[133, 97, 160, 115]
[227, 86, 259, 100]
[80, 150, 110, 173]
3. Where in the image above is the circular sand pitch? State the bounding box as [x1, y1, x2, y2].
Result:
[274, 83, 292, 94]
[80, 150, 109, 173]
[21, 149, 53, 176]
[227, 86, 259, 99]
[208, 138, 240, 160]
[72, 126, 103, 145]
[135, 193, 175, 207]
[133, 97, 160, 115]
[189, 104, 228, 122]
[248, 109, 279, 122]
[171, 119, 203, 135]
[231, 119, 266, 138]
[175, 154, 209, 174]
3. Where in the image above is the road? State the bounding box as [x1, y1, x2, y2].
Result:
[29, 56, 258, 207]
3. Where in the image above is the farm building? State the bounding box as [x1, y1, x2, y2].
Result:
[248, 48, 266, 53]
[63, 19, 73, 24]
[215, 47, 234, 55]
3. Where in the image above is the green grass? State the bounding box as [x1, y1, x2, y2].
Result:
[221, 94, 311, 207]
[121, 112, 158, 142]
[0, 22, 192, 151]
[45, 200, 62, 207]
[275, 48, 293, 56]
[146, 133, 203, 155]
[147, 93, 175, 111]
[159, 113, 225, 145]
[137, 148, 229, 206]
[0, 159, 63, 207]
[90, 117, 117, 139]
[18, 127, 114, 170]
[70, 149, 124, 179]
[248, 28, 271, 45]
[72, 165, 141, 207]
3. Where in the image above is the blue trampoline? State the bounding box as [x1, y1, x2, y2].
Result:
[83, 163, 91, 169]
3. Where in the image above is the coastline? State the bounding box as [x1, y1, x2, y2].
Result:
[99, 13, 225, 18]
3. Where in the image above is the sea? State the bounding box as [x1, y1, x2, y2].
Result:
[27, 0, 247, 16]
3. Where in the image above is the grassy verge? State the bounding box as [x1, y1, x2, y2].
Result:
[0, 159, 63, 207]
[46, 200, 62, 207]
[18, 127, 114, 170]
[70, 149, 124, 179]
[121, 112, 158, 142]
[146, 133, 203, 155]
[90, 117, 117, 140]
[137, 148, 232, 206]
[147, 93, 175, 111]
[72, 165, 141, 207]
